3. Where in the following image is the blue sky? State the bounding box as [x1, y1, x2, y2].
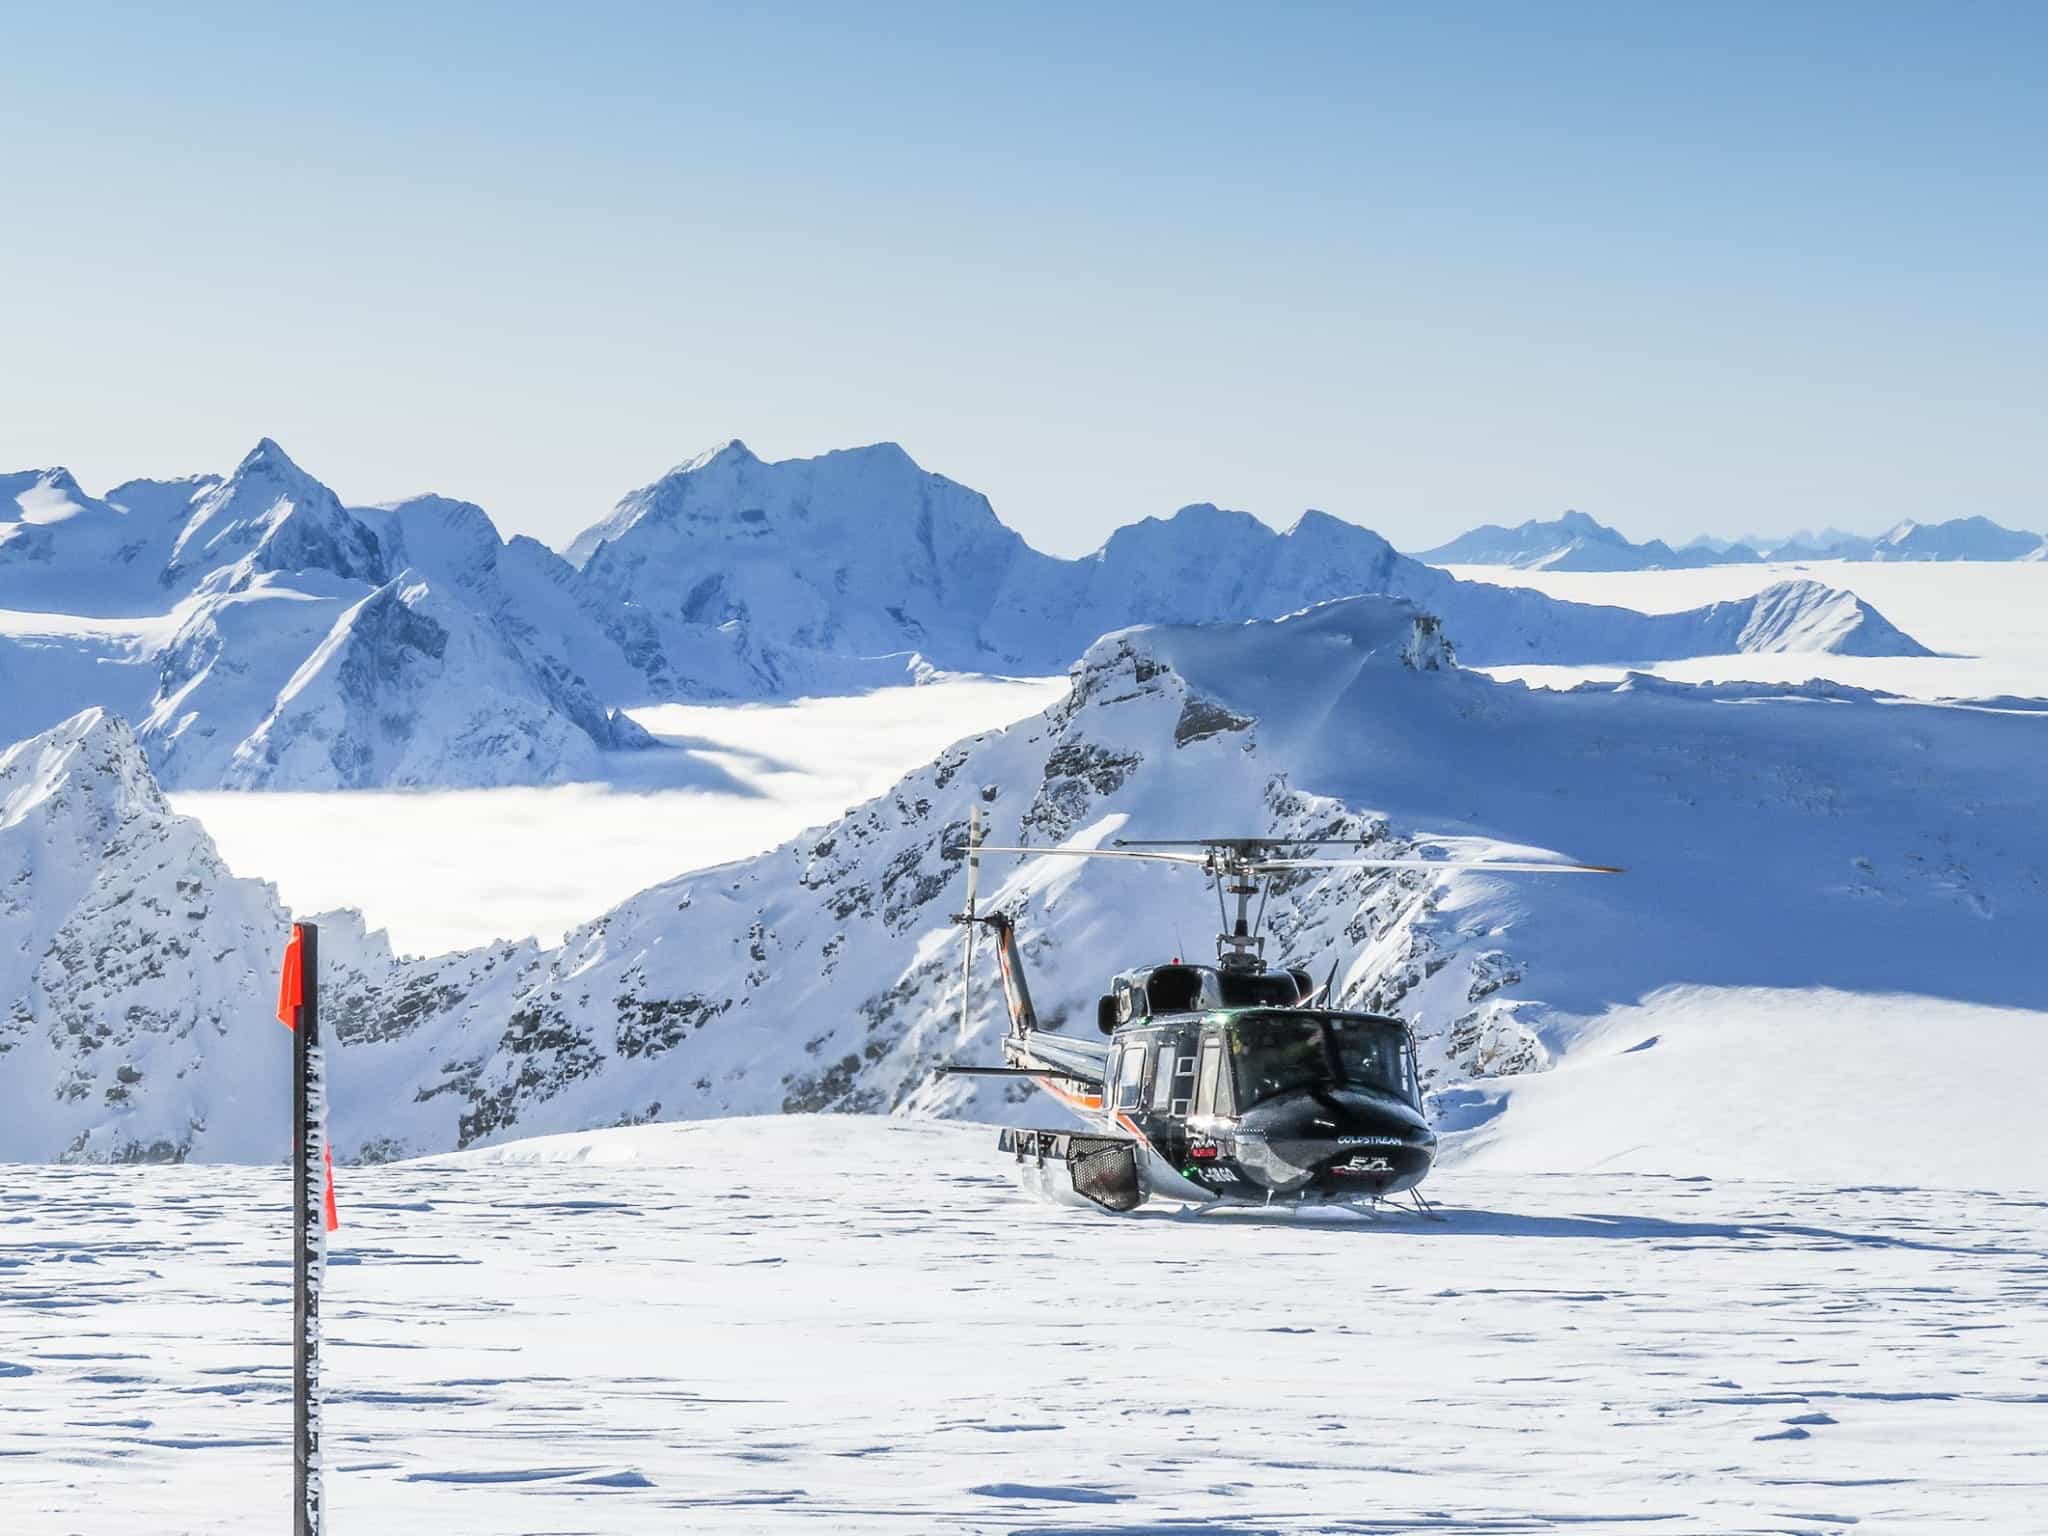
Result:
[3, 2, 2042, 555]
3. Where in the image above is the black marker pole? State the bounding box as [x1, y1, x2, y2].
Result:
[289, 921, 325, 1536]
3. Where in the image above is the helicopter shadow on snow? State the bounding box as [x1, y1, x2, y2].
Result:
[1117, 1200, 1987, 1256]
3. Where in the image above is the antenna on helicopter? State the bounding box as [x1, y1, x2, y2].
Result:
[956, 806, 983, 1043]
[961, 834, 1622, 974]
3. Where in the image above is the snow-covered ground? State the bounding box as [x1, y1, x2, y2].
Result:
[5, 1117, 2043, 1534]
[168, 675, 1064, 954]
[1444, 560, 2047, 698]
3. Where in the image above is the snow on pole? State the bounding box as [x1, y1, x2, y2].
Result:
[277, 922, 331, 1536]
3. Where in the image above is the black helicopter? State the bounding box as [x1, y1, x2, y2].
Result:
[940, 810, 1620, 1215]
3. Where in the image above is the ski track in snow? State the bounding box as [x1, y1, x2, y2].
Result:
[5, 1118, 2046, 1534]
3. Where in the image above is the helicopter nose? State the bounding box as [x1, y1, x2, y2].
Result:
[1232, 1092, 1436, 1196]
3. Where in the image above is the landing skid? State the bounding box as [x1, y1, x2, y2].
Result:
[1171, 1189, 1447, 1221]
[1383, 1188, 1446, 1222]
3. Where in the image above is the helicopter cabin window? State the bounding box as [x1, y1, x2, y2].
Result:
[1114, 1042, 1149, 1111]
[1225, 1013, 1419, 1108]
[1213, 970, 1304, 1009]
[1115, 980, 1147, 1024]
[1144, 966, 1203, 1015]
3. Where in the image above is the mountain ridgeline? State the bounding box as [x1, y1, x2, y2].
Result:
[1415, 507, 2048, 571]
[3, 437, 1932, 789]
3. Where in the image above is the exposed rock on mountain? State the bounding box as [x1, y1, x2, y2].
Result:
[222, 570, 651, 790]
[165, 439, 387, 591]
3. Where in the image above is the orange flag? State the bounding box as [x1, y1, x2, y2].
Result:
[276, 924, 304, 1030]
[323, 1144, 340, 1233]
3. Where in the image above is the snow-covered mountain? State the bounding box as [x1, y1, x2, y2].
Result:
[1684, 516, 2048, 563]
[1857, 516, 2048, 561]
[4, 437, 1937, 786]
[0, 468, 213, 614]
[565, 442, 1931, 691]
[4, 593, 2037, 1163]
[1763, 517, 2048, 562]
[2, 442, 650, 790]
[1424, 509, 2048, 568]
[1413, 509, 1759, 571]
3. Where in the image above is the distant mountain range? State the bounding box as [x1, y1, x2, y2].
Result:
[1414, 508, 2048, 570]
[2, 438, 1932, 789]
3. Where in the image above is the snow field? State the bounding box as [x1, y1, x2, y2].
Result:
[4, 1117, 2044, 1534]
[1444, 986, 2048, 1189]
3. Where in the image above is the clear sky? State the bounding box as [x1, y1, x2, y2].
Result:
[4, 2, 2042, 556]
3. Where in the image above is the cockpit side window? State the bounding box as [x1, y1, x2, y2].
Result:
[1193, 1038, 1223, 1117]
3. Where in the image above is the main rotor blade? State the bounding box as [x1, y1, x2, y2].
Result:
[1112, 837, 1380, 848]
[1251, 857, 1624, 874]
[964, 843, 1215, 867]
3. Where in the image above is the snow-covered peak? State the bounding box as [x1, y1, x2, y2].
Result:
[221, 567, 642, 789]
[167, 438, 386, 588]
[563, 439, 999, 570]
[0, 469, 186, 613]
[674, 437, 759, 474]
[1872, 515, 2046, 562]
[0, 708, 166, 833]
[358, 493, 506, 590]
[1092, 502, 1271, 555]
[1414, 509, 1763, 571]
[0, 466, 91, 518]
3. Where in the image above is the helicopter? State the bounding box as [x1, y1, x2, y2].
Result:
[939, 808, 1621, 1216]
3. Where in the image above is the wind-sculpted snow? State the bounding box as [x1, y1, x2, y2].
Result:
[2, 593, 2040, 1165]
[4, 1119, 2047, 1532]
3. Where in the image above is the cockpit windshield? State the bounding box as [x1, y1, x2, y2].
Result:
[1225, 1012, 1418, 1107]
